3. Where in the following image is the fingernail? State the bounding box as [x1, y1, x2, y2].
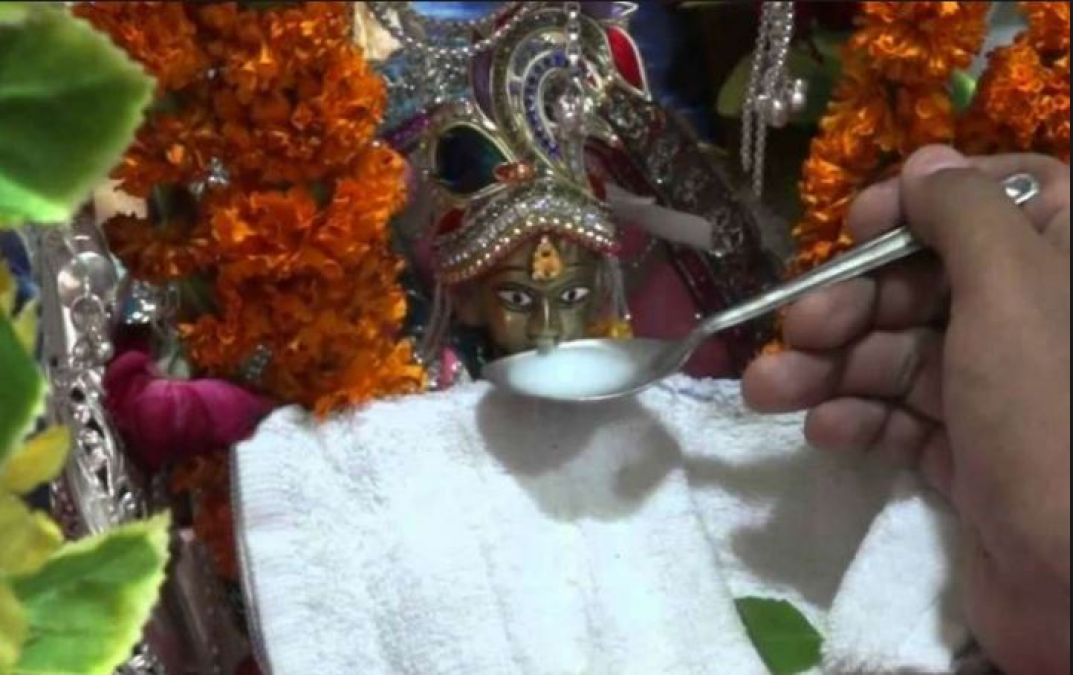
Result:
[904, 144, 971, 177]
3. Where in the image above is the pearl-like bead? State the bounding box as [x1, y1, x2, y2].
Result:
[789, 78, 808, 115]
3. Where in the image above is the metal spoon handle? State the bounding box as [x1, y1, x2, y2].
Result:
[689, 226, 918, 343]
[685, 172, 1041, 351]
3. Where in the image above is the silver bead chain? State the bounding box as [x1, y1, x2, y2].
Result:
[557, 1, 589, 180]
[564, 1, 583, 80]
[367, 1, 528, 60]
[740, 3, 772, 193]
[741, 1, 805, 198]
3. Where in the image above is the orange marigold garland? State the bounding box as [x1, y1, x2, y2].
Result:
[73, 1, 210, 92]
[75, 1, 424, 585]
[793, 1, 1070, 277]
[75, 2, 425, 413]
[958, 2, 1071, 162]
[791, 1, 991, 274]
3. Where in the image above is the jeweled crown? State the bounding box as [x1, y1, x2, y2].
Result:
[416, 3, 648, 285]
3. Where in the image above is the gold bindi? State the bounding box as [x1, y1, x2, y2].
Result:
[530, 235, 563, 281]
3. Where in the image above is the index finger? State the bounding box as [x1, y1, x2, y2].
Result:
[847, 150, 1069, 243]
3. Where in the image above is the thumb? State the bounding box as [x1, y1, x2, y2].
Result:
[900, 145, 1047, 296]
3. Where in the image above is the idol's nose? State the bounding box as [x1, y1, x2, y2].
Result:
[527, 299, 562, 353]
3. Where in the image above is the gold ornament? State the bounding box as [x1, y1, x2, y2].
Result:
[530, 235, 564, 282]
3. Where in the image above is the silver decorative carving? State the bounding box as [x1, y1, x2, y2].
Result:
[597, 85, 777, 359]
[35, 217, 146, 536]
[32, 215, 161, 674]
[32, 212, 248, 675]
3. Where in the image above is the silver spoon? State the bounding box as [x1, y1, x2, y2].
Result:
[483, 173, 1041, 402]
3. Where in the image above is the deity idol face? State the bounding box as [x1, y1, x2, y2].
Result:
[465, 234, 603, 354]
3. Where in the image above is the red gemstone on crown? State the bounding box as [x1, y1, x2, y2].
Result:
[606, 26, 644, 91]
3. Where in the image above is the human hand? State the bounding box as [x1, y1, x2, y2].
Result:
[742, 145, 1070, 675]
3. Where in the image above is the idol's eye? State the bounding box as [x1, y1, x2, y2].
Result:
[558, 286, 591, 306]
[495, 286, 535, 311]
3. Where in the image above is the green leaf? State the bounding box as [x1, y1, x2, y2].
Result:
[0, 492, 63, 578]
[1, 262, 37, 353]
[0, 4, 154, 228]
[8, 298, 36, 355]
[10, 513, 171, 675]
[0, 581, 28, 674]
[811, 29, 852, 63]
[716, 53, 755, 119]
[0, 260, 15, 315]
[0, 3, 30, 27]
[736, 597, 823, 675]
[0, 426, 71, 495]
[950, 70, 977, 114]
[0, 315, 44, 468]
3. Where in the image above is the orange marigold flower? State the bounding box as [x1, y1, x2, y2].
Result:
[957, 37, 1065, 156]
[312, 340, 425, 416]
[1020, 1, 1070, 55]
[850, 2, 990, 84]
[180, 311, 259, 375]
[790, 3, 989, 275]
[208, 186, 320, 260]
[791, 54, 891, 271]
[73, 1, 209, 92]
[316, 52, 389, 167]
[181, 152, 419, 411]
[958, 0, 1069, 162]
[114, 106, 222, 198]
[104, 214, 211, 283]
[815, 55, 901, 165]
[317, 144, 408, 262]
[86, 1, 421, 415]
[202, 47, 388, 184]
[895, 85, 956, 152]
[95, 1, 422, 595]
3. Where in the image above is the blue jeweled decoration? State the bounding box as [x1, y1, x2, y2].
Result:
[1, 230, 36, 312]
[379, 2, 717, 143]
[520, 51, 569, 159]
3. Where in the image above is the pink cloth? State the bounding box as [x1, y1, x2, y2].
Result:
[104, 350, 276, 470]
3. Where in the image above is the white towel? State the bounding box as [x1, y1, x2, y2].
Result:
[233, 376, 969, 675]
[823, 474, 967, 675]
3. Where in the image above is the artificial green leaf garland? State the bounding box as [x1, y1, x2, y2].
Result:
[1, 4, 167, 674]
[0, 2, 153, 227]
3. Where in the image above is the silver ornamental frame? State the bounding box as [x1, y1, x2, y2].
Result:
[29, 211, 248, 675]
